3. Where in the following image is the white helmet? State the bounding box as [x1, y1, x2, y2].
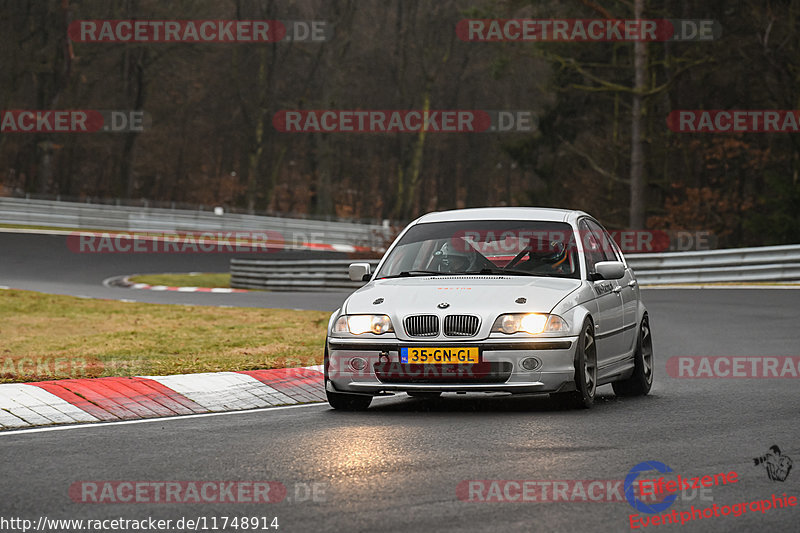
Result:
[433, 240, 476, 272]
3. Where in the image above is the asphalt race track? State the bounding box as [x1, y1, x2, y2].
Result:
[2, 231, 800, 531]
[0, 231, 351, 310]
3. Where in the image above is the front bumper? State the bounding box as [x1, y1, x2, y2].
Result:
[326, 337, 578, 395]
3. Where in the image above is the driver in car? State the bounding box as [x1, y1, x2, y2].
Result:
[506, 239, 570, 274]
[431, 241, 478, 273]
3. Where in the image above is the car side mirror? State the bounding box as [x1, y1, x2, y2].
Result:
[593, 261, 625, 280]
[349, 262, 372, 282]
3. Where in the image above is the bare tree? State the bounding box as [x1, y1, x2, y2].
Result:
[629, 0, 646, 228]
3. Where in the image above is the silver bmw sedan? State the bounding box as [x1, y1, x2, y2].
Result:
[325, 207, 653, 410]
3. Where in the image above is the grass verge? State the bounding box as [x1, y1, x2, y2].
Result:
[0, 289, 328, 383]
[128, 273, 231, 288]
[0, 223, 81, 231]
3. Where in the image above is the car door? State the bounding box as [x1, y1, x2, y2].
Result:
[579, 220, 625, 363]
[604, 230, 639, 354]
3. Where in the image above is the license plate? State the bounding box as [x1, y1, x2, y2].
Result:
[400, 347, 479, 364]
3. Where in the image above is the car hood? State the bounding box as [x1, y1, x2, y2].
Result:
[344, 275, 582, 317]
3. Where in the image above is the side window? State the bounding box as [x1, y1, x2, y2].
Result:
[606, 232, 625, 263]
[579, 220, 604, 274]
[587, 220, 619, 263]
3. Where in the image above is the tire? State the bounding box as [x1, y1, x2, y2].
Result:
[407, 392, 442, 399]
[612, 314, 654, 397]
[553, 319, 597, 409]
[326, 390, 373, 411]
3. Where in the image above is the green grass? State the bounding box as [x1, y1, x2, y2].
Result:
[0, 223, 93, 232]
[0, 289, 328, 383]
[129, 273, 231, 288]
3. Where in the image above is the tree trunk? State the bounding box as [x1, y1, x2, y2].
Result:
[629, 0, 647, 229]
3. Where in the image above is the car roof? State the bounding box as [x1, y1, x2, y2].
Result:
[414, 207, 590, 224]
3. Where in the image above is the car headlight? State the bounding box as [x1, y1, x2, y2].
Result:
[333, 315, 395, 335]
[491, 313, 569, 335]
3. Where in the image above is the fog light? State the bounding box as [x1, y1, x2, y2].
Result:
[521, 357, 541, 371]
[349, 357, 367, 371]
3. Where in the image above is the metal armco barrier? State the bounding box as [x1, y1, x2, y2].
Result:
[627, 244, 800, 284]
[230, 245, 800, 291]
[0, 197, 390, 248]
[230, 259, 381, 291]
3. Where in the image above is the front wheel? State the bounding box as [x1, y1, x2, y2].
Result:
[553, 319, 597, 409]
[612, 314, 654, 397]
[326, 390, 373, 411]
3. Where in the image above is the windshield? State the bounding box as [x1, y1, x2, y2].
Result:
[375, 220, 580, 279]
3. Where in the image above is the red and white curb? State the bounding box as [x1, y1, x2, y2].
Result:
[128, 283, 248, 293]
[301, 241, 377, 253]
[0, 365, 326, 430]
[106, 275, 249, 293]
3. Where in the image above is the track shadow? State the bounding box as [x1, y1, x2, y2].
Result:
[325, 389, 646, 415]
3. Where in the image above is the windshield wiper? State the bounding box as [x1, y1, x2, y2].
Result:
[380, 268, 562, 279]
[463, 268, 556, 277]
[378, 270, 447, 279]
[502, 269, 561, 277]
[462, 268, 508, 275]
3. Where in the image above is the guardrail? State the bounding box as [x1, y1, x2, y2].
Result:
[230, 259, 381, 291]
[0, 197, 391, 248]
[230, 245, 800, 291]
[629, 244, 800, 284]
